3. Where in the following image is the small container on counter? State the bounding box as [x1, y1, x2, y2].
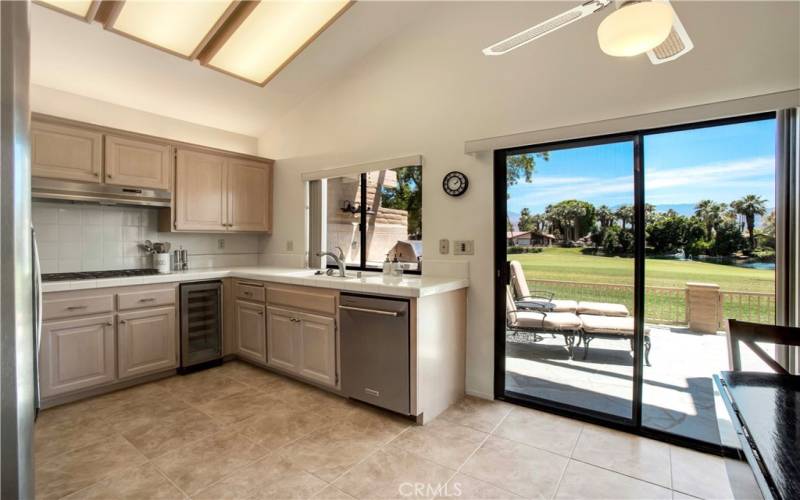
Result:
[155, 253, 171, 274]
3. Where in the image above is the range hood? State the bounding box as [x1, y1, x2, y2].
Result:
[32, 178, 171, 207]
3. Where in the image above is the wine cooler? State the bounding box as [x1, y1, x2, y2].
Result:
[180, 281, 223, 369]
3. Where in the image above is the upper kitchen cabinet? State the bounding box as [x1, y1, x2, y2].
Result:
[227, 158, 272, 232]
[173, 149, 228, 231]
[31, 121, 103, 183]
[104, 135, 172, 191]
[168, 148, 273, 233]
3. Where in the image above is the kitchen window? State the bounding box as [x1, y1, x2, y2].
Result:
[308, 162, 422, 274]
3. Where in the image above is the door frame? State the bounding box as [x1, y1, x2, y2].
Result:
[493, 112, 777, 456]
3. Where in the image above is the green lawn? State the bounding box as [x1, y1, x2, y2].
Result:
[514, 247, 774, 292]
[512, 247, 775, 325]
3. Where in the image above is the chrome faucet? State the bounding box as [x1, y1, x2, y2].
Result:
[316, 246, 347, 277]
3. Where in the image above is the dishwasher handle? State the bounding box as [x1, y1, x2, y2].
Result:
[338, 304, 401, 317]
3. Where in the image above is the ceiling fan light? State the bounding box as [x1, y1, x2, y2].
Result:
[597, 1, 673, 57]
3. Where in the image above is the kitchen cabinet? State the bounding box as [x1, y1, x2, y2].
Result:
[227, 158, 271, 231]
[117, 306, 177, 380]
[266, 307, 299, 373]
[31, 121, 103, 183]
[104, 135, 171, 190]
[266, 306, 337, 387]
[174, 149, 228, 231]
[39, 314, 116, 398]
[171, 148, 272, 233]
[235, 299, 267, 364]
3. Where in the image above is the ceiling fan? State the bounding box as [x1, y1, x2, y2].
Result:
[483, 0, 693, 64]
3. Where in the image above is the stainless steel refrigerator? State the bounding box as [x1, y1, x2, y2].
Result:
[1, 1, 34, 498]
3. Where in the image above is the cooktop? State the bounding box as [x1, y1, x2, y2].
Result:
[42, 269, 160, 282]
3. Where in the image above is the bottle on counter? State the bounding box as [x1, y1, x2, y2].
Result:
[383, 254, 392, 276]
[391, 256, 403, 277]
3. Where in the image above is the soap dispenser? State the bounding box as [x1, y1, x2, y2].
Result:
[391, 256, 403, 277]
[383, 254, 392, 276]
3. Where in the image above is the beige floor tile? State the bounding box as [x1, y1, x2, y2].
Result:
[157, 370, 250, 406]
[571, 424, 671, 487]
[121, 407, 221, 458]
[390, 418, 487, 469]
[333, 446, 455, 499]
[460, 436, 568, 499]
[281, 419, 403, 483]
[105, 397, 193, 435]
[35, 434, 148, 500]
[441, 473, 522, 499]
[34, 404, 116, 461]
[193, 453, 328, 499]
[493, 407, 583, 457]
[196, 390, 280, 426]
[151, 430, 266, 496]
[340, 403, 412, 440]
[268, 378, 348, 410]
[213, 361, 285, 390]
[670, 446, 735, 499]
[312, 485, 357, 499]
[555, 460, 672, 499]
[238, 403, 337, 450]
[439, 396, 513, 433]
[87, 382, 170, 418]
[61, 463, 184, 500]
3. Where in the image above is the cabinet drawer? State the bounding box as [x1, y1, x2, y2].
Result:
[43, 294, 114, 321]
[234, 281, 265, 302]
[117, 288, 176, 311]
[267, 286, 337, 316]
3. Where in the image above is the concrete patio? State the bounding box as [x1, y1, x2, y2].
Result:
[504, 325, 774, 446]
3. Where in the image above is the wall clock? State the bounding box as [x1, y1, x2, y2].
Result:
[442, 171, 469, 197]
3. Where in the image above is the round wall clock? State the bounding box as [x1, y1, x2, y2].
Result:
[442, 171, 469, 197]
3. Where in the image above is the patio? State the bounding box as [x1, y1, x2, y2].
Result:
[504, 325, 772, 446]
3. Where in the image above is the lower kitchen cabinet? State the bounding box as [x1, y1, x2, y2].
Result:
[235, 299, 267, 364]
[117, 306, 177, 380]
[267, 307, 337, 387]
[40, 314, 116, 398]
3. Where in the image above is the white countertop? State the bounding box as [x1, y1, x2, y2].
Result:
[42, 266, 469, 298]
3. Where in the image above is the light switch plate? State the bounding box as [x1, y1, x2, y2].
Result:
[439, 239, 449, 255]
[217, 238, 225, 250]
[286, 240, 294, 251]
[453, 240, 474, 255]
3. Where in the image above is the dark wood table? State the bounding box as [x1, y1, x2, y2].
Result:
[714, 371, 800, 500]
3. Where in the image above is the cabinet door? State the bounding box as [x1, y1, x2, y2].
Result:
[31, 121, 102, 183]
[117, 307, 177, 380]
[174, 149, 227, 231]
[40, 315, 115, 398]
[227, 159, 271, 232]
[298, 313, 337, 387]
[267, 308, 300, 372]
[105, 135, 172, 190]
[235, 300, 267, 364]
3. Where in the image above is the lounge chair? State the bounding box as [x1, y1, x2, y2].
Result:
[509, 261, 579, 313]
[505, 286, 581, 358]
[579, 314, 652, 365]
[577, 301, 629, 317]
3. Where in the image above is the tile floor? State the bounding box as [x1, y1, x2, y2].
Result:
[35, 361, 761, 500]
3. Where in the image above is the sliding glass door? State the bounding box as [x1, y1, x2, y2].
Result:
[497, 136, 640, 423]
[495, 113, 778, 450]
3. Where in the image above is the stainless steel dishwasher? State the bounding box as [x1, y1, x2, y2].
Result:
[339, 293, 410, 415]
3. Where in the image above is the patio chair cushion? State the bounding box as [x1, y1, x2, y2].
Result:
[509, 260, 530, 298]
[577, 301, 629, 317]
[514, 311, 582, 331]
[517, 298, 578, 313]
[580, 314, 651, 336]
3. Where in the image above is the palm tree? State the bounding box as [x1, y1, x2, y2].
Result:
[615, 205, 633, 230]
[731, 194, 767, 249]
[597, 205, 613, 228]
[694, 199, 728, 237]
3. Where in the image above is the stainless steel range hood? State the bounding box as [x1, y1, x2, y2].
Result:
[32, 178, 171, 207]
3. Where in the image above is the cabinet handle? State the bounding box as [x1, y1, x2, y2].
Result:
[107, 174, 112, 179]
[106, 321, 113, 326]
[66, 305, 87, 310]
[93, 172, 99, 177]
[258, 311, 264, 316]
[139, 298, 155, 302]
[119, 319, 126, 324]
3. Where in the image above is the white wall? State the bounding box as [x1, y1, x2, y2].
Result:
[257, 1, 800, 398]
[31, 85, 259, 155]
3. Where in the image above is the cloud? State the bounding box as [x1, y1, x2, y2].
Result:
[508, 156, 774, 212]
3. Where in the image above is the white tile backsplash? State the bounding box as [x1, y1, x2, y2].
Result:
[34, 201, 262, 273]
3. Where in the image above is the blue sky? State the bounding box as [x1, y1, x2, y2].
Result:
[507, 118, 776, 215]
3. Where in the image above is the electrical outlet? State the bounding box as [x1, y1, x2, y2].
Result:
[286, 240, 294, 251]
[453, 240, 474, 255]
[217, 238, 225, 250]
[439, 239, 449, 255]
